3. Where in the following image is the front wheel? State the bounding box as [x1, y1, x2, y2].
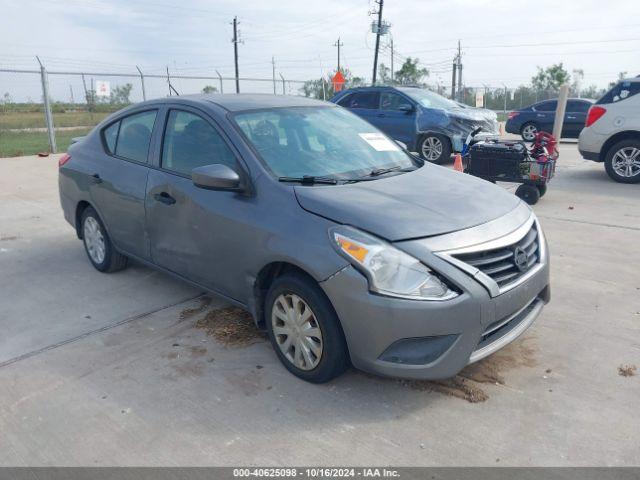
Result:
[515, 184, 540, 205]
[265, 273, 349, 383]
[419, 134, 451, 164]
[604, 139, 640, 183]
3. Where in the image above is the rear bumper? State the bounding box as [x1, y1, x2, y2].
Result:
[321, 245, 550, 380]
[579, 148, 600, 162]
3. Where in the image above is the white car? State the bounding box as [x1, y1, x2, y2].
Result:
[578, 77, 640, 183]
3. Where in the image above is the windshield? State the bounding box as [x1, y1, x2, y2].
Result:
[399, 88, 459, 110]
[233, 106, 416, 180]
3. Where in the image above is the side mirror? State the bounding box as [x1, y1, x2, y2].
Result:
[397, 104, 414, 113]
[192, 164, 241, 191]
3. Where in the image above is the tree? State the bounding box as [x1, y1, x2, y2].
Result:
[378, 63, 392, 84]
[581, 84, 605, 100]
[394, 57, 428, 86]
[202, 85, 218, 94]
[301, 68, 365, 99]
[609, 71, 628, 88]
[110, 83, 133, 105]
[531, 63, 571, 93]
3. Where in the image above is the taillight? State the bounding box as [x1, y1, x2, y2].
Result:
[58, 153, 71, 167]
[508, 111, 519, 120]
[585, 106, 606, 127]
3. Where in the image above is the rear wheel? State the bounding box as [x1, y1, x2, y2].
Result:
[419, 134, 451, 164]
[520, 123, 538, 142]
[604, 139, 640, 183]
[265, 273, 349, 383]
[515, 184, 540, 205]
[81, 206, 128, 272]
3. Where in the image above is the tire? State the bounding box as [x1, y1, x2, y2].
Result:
[265, 273, 349, 383]
[80, 206, 128, 273]
[520, 123, 538, 142]
[515, 184, 540, 205]
[537, 184, 548, 197]
[604, 139, 640, 184]
[419, 134, 451, 164]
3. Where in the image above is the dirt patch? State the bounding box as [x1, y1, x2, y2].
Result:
[0, 235, 18, 241]
[398, 337, 537, 403]
[180, 296, 212, 320]
[401, 377, 489, 403]
[223, 370, 264, 396]
[195, 307, 266, 347]
[618, 364, 637, 377]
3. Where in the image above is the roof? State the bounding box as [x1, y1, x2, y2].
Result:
[187, 93, 331, 112]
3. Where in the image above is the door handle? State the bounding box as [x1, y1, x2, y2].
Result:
[377, 113, 386, 117]
[567, 116, 576, 119]
[153, 192, 176, 205]
[91, 173, 103, 184]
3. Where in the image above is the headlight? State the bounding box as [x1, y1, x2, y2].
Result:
[329, 226, 458, 301]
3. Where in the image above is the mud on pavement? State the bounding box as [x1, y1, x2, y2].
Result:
[182, 302, 540, 402]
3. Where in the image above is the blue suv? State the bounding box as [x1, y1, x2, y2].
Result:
[330, 86, 499, 163]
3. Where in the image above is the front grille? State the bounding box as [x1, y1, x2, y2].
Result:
[453, 223, 539, 289]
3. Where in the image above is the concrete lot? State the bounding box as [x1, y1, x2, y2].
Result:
[0, 144, 638, 466]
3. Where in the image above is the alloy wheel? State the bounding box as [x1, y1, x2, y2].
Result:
[271, 293, 323, 371]
[421, 136, 443, 161]
[83, 216, 106, 264]
[522, 124, 537, 141]
[611, 147, 640, 178]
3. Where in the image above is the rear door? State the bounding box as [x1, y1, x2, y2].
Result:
[89, 109, 158, 260]
[338, 91, 380, 125]
[373, 91, 416, 145]
[532, 100, 557, 133]
[145, 106, 248, 297]
[564, 100, 591, 137]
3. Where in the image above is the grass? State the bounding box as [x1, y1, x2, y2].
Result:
[0, 110, 111, 130]
[0, 128, 92, 157]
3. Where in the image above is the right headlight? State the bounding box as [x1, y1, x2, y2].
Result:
[329, 226, 458, 301]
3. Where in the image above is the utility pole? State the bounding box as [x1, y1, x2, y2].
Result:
[333, 37, 344, 71]
[371, 0, 384, 85]
[272, 56, 276, 95]
[232, 16, 241, 94]
[451, 61, 457, 100]
[69, 85, 74, 104]
[136, 65, 146, 101]
[456, 40, 463, 102]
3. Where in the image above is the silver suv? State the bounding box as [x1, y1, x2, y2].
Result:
[578, 77, 640, 183]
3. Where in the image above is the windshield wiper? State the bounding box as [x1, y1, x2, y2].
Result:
[341, 165, 418, 183]
[278, 175, 338, 185]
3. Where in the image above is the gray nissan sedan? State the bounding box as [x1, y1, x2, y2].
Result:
[58, 94, 550, 383]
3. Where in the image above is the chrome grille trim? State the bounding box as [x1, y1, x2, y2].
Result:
[434, 215, 546, 298]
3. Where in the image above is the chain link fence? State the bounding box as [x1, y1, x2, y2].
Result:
[0, 67, 309, 157]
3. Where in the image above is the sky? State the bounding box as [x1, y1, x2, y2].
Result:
[1, 0, 638, 102]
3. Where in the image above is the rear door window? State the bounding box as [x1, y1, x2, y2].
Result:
[345, 91, 379, 109]
[102, 122, 119, 154]
[115, 110, 157, 163]
[535, 101, 557, 112]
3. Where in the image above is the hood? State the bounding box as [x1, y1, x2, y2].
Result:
[450, 103, 497, 122]
[294, 164, 522, 241]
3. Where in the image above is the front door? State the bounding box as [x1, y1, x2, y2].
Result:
[373, 91, 416, 145]
[145, 108, 248, 298]
[563, 100, 590, 138]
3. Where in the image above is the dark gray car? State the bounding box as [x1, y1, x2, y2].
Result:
[58, 94, 550, 383]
